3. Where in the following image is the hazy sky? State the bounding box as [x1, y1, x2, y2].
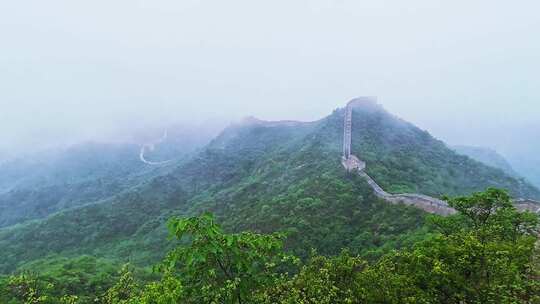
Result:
[1, 0, 539, 157]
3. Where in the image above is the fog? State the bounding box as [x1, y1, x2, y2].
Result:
[1, 0, 539, 166]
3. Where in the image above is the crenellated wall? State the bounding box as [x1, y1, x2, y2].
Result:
[342, 98, 540, 216]
[358, 171, 456, 215]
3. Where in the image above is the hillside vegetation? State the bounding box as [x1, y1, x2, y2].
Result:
[1, 189, 539, 303]
[0, 128, 213, 229]
[453, 145, 518, 177]
[0, 102, 539, 302]
[349, 102, 539, 198]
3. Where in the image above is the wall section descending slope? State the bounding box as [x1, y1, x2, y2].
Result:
[341, 98, 540, 216]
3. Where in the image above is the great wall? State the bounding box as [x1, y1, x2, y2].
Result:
[341, 97, 540, 216]
[139, 130, 174, 165]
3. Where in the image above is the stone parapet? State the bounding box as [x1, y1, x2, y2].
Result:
[341, 98, 540, 216]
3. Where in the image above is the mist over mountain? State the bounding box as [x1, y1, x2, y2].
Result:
[440, 123, 540, 189]
[0, 124, 221, 228]
[512, 159, 540, 190]
[451, 144, 540, 191]
[452, 145, 518, 177]
[0, 100, 537, 275]
[1, 1, 539, 163]
[1, 1, 540, 301]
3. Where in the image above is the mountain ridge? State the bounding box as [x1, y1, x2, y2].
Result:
[453, 145, 518, 177]
[341, 98, 540, 215]
[0, 99, 538, 274]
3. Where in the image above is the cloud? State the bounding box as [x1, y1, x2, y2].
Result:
[0, 0, 538, 154]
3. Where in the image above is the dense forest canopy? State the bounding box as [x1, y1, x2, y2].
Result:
[0, 103, 539, 303]
[3, 0, 540, 301]
[1, 189, 538, 303]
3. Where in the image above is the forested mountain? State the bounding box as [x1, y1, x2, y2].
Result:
[0, 125, 219, 229]
[0, 143, 151, 228]
[512, 156, 540, 190]
[347, 102, 539, 198]
[453, 145, 518, 177]
[0, 101, 538, 279]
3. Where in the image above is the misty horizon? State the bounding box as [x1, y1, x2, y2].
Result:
[1, 3, 540, 300]
[1, 1, 539, 179]
[1, 97, 537, 160]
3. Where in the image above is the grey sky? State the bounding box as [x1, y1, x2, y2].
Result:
[1, 0, 539, 157]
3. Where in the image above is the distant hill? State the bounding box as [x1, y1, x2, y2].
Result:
[452, 145, 518, 177]
[348, 101, 539, 198]
[0, 143, 164, 228]
[0, 99, 538, 274]
[452, 145, 540, 190]
[0, 125, 215, 228]
[510, 157, 540, 190]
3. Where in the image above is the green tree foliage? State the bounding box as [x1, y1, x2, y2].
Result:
[256, 250, 367, 304]
[134, 272, 183, 304]
[100, 266, 184, 304]
[103, 190, 538, 303]
[159, 213, 296, 303]
[1, 102, 540, 303]
[2, 189, 539, 303]
[98, 213, 295, 304]
[358, 188, 540, 303]
[19, 255, 121, 301]
[101, 265, 140, 304]
[0, 272, 54, 304]
[2, 106, 539, 276]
